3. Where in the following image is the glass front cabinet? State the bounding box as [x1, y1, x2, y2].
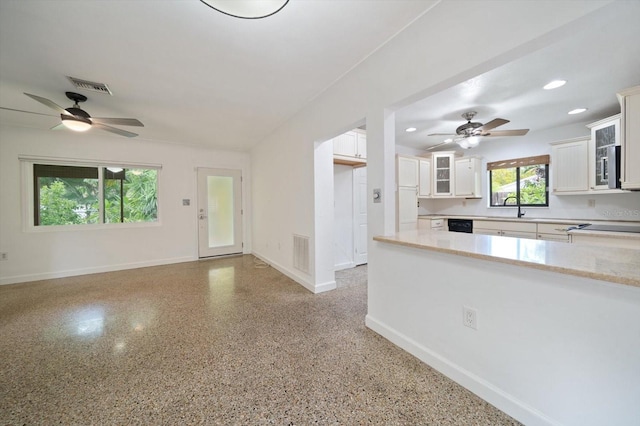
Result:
[587, 114, 620, 190]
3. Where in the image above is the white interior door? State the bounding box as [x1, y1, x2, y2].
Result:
[197, 168, 243, 258]
[353, 167, 367, 265]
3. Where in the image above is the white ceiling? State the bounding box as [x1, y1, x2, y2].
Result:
[395, 1, 640, 151]
[0, 0, 437, 151]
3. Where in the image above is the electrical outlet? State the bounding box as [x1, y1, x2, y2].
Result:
[463, 306, 478, 330]
[0, 252, 7, 261]
[588, 199, 596, 208]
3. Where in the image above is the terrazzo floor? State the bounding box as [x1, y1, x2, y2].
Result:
[0, 255, 521, 425]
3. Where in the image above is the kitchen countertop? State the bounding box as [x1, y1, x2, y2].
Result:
[374, 229, 640, 288]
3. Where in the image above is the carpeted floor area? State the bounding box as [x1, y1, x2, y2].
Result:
[0, 255, 520, 425]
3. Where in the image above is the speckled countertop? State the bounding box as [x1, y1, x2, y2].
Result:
[374, 230, 640, 288]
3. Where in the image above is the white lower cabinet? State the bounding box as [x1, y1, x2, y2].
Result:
[473, 220, 537, 239]
[571, 233, 640, 249]
[537, 223, 571, 242]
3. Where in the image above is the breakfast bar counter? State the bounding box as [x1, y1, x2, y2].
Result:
[374, 229, 640, 287]
[367, 229, 640, 425]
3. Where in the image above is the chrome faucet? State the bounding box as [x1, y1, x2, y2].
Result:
[503, 196, 526, 218]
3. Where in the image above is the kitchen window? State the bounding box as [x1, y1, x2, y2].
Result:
[27, 160, 159, 228]
[488, 155, 549, 207]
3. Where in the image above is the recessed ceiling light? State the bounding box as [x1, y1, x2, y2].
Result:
[405, 127, 417, 133]
[544, 80, 567, 90]
[568, 108, 588, 115]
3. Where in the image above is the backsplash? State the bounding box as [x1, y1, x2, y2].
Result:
[418, 192, 640, 222]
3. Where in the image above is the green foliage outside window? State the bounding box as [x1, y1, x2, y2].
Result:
[490, 164, 548, 207]
[35, 164, 158, 226]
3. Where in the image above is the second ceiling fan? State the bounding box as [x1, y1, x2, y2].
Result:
[427, 111, 529, 150]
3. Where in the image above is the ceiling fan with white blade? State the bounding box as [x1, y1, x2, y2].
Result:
[1, 92, 144, 137]
[426, 111, 529, 150]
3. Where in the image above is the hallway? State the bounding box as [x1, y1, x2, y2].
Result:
[0, 256, 518, 424]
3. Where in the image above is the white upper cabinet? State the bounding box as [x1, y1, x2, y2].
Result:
[356, 131, 367, 159]
[550, 138, 589, 193]
[397, 155, 419, 187]
[454, 157, 482, 198]
[333, 130, 366, 159]
[587, 114, 620, 191]
[418, 158, 431, 197]
[618, 85, 640, 190]
[432, 152, 455, 197]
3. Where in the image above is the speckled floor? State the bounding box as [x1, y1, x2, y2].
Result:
[0, 255, 520, 425]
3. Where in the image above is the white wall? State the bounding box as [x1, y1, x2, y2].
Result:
[368, 241, 640, 426]
[0, 124, 251, 285]
[250, 0, 612, 291]
[334, 164, 355, 270]
[414, 121, 640, 220]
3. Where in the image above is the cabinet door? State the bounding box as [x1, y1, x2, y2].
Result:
[418, 159, 431, 197]
[433, 154, 453, 196]
[551, 139, 589, 192]
[333, 132, 357, 157]
[588, 117, 619, 190]
[620, 87, 640, 190]
[356, 132, 367, 159]
[398, 156, 418, 187]
[398, 186, 418, 230]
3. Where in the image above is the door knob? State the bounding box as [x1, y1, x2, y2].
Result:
[199, 214, 207, 220]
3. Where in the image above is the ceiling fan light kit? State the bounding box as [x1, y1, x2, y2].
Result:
[61, 114, 91, 132]
[427, 111, 529, 151]
[200, 0, 289, 19]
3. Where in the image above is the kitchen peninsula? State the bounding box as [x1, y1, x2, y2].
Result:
[367, 229, 640, 425]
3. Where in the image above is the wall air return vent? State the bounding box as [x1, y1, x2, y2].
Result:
[67, 76, 113, 95]
[293, 234, 310, 274]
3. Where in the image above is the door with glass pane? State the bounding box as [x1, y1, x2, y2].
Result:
[197, 168, 243, 258]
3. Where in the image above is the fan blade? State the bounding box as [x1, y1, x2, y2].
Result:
[427, 133, 456, 136]
[478, 118, 509, 132]
[92, 117, 144, 127]
[93, 122, 138, 138]
[0, 106, 57, 117]
[24, 93, 72, 116]
[50, 123, 66, 130]
[482, 129, 529, 137]
[426, 140, 456, 151]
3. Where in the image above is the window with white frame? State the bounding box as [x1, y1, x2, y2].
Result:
[29, 161, 159, 227]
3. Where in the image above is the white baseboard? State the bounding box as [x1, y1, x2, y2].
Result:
[252, 251, 336, 294]
[365, 315, 561, 426]
[0, 256, 196, 286]
[334, 261, 356, 271]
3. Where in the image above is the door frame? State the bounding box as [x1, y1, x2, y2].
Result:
[197, 167, 243, 258]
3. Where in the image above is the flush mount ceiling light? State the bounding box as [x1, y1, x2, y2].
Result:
[543, 80, 567, 90]
[568, 108, 588, 115]
[405, 127, 417, 133]
[200, 0, 289, 19]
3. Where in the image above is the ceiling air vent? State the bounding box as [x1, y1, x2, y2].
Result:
[66, 76, 113, 95]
